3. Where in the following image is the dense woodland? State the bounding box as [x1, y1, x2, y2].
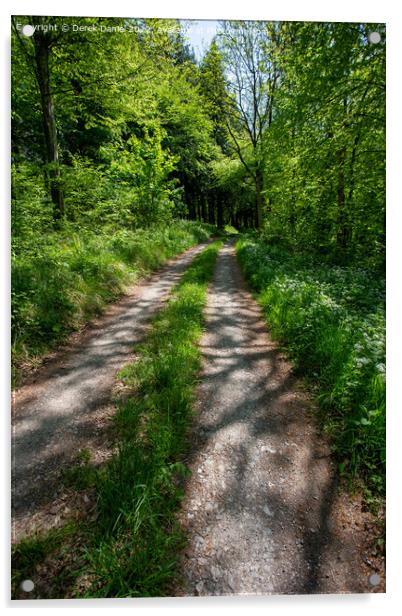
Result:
[12, 17, 385, 487]
[12, 17, 385, 252]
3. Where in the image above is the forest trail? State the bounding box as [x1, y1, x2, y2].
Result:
[176, 242, 373, 595]
[11, 241, 208, 543]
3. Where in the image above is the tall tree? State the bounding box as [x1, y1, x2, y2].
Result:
[199, 38, 230, 153]
[12, 17, 65, 222]
[219, 21, 279, 227]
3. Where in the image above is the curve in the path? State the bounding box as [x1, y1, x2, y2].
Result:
[12, 242, 208, 540]
[177, 242, 370, 595]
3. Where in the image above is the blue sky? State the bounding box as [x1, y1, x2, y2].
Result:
[181, 19, 220, 61]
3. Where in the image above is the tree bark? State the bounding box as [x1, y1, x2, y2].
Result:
[255, 167, 264, 228]
[33, 30, 65, 222]
[208, 197, 215, 224]
[196, 198, 201, 221]
[336, 146, 348, 250]
[201, 195, 207, 222]
[216, 194, 224, 229]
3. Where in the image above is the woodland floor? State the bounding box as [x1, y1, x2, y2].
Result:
[11, 240, 385, 596]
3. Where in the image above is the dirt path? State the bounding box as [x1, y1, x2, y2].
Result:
[12, 242, 208, 543]
[176, 242, 381, 595]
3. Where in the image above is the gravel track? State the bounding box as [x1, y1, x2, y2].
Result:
[176, 242, 376, 596]
[12, 242, 208, 542]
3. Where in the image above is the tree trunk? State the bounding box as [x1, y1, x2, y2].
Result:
[336, 146, 348, 250]
[255, 168, 263, 228]
[348, 134, 360, 206]
[187, 188, 196, 220]
[208, 197, 215, 224]
[234, 211, 240, 230]
[33, 31, 65, 223]
[216, 194, 224, 229]
[196, 198, 201, 221]
[201, 195, 207, 222]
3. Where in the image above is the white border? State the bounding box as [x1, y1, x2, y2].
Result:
[2, 0, 395, 21]
[2, 1, 401, 614]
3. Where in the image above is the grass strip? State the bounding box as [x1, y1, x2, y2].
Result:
[12, 240, 222, 599]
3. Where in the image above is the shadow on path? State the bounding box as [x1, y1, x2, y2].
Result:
[12, 242, 208, 539]
[175, 243, 370, 596]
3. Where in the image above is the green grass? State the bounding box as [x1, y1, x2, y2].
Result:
[62, 448, 98, 491]
[12, 220, 215, 385]
[12, 240, 222, 599]
[11, 523, 81, 599]
[236, 236, 385, 497]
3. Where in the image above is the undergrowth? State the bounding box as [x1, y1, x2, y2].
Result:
[12, 220, 214, 385]
[236, 237, 385, 498]
[12, 240, 222, 599]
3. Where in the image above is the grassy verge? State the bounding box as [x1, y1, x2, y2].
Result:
[12, 220, 214, 385]
[12, 240, 222, 599]
[236, 236, 385, 499]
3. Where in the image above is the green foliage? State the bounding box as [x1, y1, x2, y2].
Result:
[261, 22, 385, 267]
[199, 38, 230, 153]
[12, 16, 222, 230]
[211, 154, 255, 227]
[11, 16, 386, 599]
[237, 237, 385, 494]
[12, 16, 225, 387]
[11, 164, 53, 242]
[12, 221, 214, 383]
[97, 126, 178, 227]
[13, 17, 384, 255]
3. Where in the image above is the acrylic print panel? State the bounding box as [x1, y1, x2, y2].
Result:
[11, 15, 385, 599]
